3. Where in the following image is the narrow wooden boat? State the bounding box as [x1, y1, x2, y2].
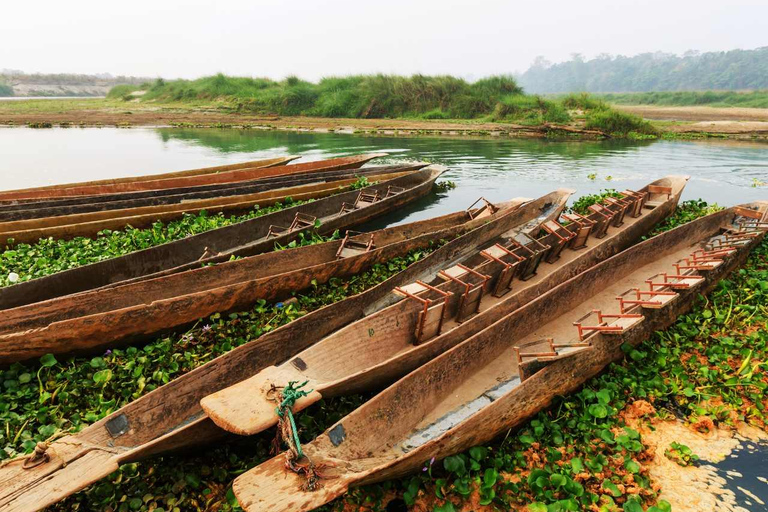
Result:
[231, 202, 768, 512]
[0, 153, 385, 202]
[0, 197, 529, 363]
[0, 166, 442, 310]
[0, 156, 297, 204]
[0, 190, 571, 512]
[200, 176, 687, 436]
[0, 164, 429, 222]
[0, 165, 414, 245]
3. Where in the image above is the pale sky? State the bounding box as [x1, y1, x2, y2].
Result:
[1, 0, 766, 80]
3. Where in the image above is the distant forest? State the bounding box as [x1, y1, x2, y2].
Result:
[517, 47, 768, 93]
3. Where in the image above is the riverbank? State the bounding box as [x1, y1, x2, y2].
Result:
[2, 98, 768, 141]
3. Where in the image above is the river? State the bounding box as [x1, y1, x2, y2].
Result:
[1, 127, 766, 226]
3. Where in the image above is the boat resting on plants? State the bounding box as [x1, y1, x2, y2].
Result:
[0, 153, 386, 202]
[0, 189, 573, 511]
[0, 155, 298, 203]
[200, 176, 688, 436]
[0, 165, 443, 310]
[0, 196, 529, 363]
[231, 202, 768, 512]
[0, 164, 413, 246]
[0, 163, 429, 222]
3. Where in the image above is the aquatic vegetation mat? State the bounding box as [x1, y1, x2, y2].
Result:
[0, 198, 312, 287]
[2, 200, 763, 512]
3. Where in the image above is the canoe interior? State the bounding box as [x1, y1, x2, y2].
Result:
[259, 204, 766, 500]
[200, 176, 686, 437]
[0, 166, 442, 311]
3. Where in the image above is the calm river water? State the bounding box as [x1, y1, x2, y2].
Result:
[0, 127, 766, 227]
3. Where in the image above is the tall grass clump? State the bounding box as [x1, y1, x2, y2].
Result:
[119, 73, 529, 119]
[492, 94, 571, 124]
[561, 92, 608, 111]
[106, 84, 142, 100]
[585, 108, 658, 136]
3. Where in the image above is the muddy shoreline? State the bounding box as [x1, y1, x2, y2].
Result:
[1, 100, 767, 141]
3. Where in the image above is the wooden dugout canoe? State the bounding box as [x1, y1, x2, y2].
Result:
[0, 190, 572, 512]
[0, 165, 416, 245]
[0, 166, 442, 310]
[200, 176, 688, 436]
[0, 153, 385, 202]
[231, 202, 768, 512]
[0, 163, 429, 222]
[0, 156, 298, 203]
[0, 197, 529, 363]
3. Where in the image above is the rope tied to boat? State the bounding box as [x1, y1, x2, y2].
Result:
[274, 380, 312, 460]
[0, 429, 69, 470]
[269, 380, 327, 491]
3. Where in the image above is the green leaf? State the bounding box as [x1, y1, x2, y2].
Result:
[623, 498, 643, 512]
[589, 404, 608, 418]
[469, 446, 488, 461]
[624, 459, 641, 474]
[443, 455, 465, 475]
[93, 369, 113, 384]
[570, 457, 584, 473]
[527, 503, 548, 512]
[602, 479, 622, 497]
[40, 353, 58, 367]
[434, 502, 455, 512]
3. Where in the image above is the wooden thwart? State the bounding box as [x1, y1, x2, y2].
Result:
[393, 281, 452, 343]
[438, 264, 489, 323]
[267, 213, 317, 238]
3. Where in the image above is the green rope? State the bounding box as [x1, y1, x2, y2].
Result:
[276, 380, 312, 459]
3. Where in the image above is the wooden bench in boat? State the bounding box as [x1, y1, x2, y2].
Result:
[540, 220, 576, 263]
[266, 212, 317, 238]
[646, 272, 705, 291]
[645, 185, 672, 209]
[561, 213, 595, 249]
[438, 264, 489, 323]
[586, 204, 615, 238]
[508, 234, 550, 280]
[674, 257, 723, 273]
[573, 309, 644, 341]
[466, 197, 499, 220]
[617, 288, 678, 313]
[393, 281, 452, 344]
[603, 196, 631, 227]
[338, 186, 404, 215]
[621, 189, 647, 217]
[480, 243, 524, 297]
[514, 337, 592, 381]
[336, 231, 375, 259]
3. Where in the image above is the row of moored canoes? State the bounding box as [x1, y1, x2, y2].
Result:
[0, 158, 766, 512]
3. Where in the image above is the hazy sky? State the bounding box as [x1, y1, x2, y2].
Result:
[2, 0, 766, 80]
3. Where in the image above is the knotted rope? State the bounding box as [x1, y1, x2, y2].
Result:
[0, 430, 69, 470]
[269, 380, 328, 491]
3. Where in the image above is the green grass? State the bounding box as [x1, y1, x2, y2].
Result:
[598, 90, 768, 108]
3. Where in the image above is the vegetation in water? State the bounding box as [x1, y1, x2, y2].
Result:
[0, 242, 445, 462]
[567, 189, 623, 215]
[434, 181, 457, 192]
[0, 198, 313, 287]
[664, 442, 699, 467]
[3, 199, 765, 512]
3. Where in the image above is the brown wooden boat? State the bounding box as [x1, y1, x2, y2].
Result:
[0, 166, 441, 310]
[0, 196, 528, 364]
[0, 190, 571, 512]
[0, 164, 429, 222]
[231, 202, 768, 512]
[0, 153, 385, 202]
[200, 176, 687, 436]
[0, 165, 411, 246]
[0, 156, 297, 203]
